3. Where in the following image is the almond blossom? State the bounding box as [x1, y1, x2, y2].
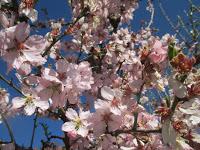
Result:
[90, 99, 123, 137]
[0, 0, 200, 149]
[0, 22, 46, 71]
[12, 94, 49, 115]
[62, 108, 90, 137]
[19, 0, 38, 22]
[148, 39, 168, 64]
[100, 86, 127, 115]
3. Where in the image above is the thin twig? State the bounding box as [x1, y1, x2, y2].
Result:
[0, 140, 12, 144]
[0, 74, 24, 96]
[157, 0, 187, 43]
[147, 3, 155, 28]
[49, 135, 64, 140]
[133, 82, 145, 131]
[29, 108, 39, 149]
[42, 8, 89, 57]
[1, 113, 15, 144]
[112, 128, 161, 136]
[42, 34, 65, 57]
[76, 34, 84, 63]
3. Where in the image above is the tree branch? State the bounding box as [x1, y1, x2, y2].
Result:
[29, 108, 39, 149]
[111, 128, 162, 136]
[0, 74, 24, 96]
[1, 114, 15, 144]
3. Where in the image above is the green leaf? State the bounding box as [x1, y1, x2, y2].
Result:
[168, 43, 179, 60]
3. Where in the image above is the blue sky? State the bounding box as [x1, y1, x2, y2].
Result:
[0, 0, 199, 148]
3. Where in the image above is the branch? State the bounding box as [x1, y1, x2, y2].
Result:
[63, 132, 70, 150]
[1, 114, 15, 144]
[147, 2, 155, 28]
[194, 53, 200, 66]
[76, 34, 84, 64]
[42, 34, 65, 57]
[0, 140, 12, 145]
[157, 0, 188, 44]
[42, 7, 89, 57]
[111, 128, 161, 136]
[49, 135, 64, 140]
[133, 82, 145, 131]
[0, 74, 24, 96]
[29, 108, 39, 149]
[170, 96, 188, 117]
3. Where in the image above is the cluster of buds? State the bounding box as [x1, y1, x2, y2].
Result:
[188, 82, 200, 96]
[155, 107, 171, 120]
[171, 53, 196, 73]
[21, 0, 35, 9]
[172, 120, 187, 134]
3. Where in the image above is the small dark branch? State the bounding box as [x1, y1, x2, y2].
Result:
[42, 7, 89, 58]
[29, 108, 39, 149]
[70, 137, 82, 147]
[63, 132, 70, 150]
[1, 114, 16, 144]
[111, 128, 162, 136]
[133, 82, 145, 131]
[49, 135, 64, 140]
[42, 34, 65, 57]
[170, 96, 188, 117]
[170, 97, 179, 113]
[133, 113, 138, 131]
[194, 53, 200, 66]
[76, 34, 84, 64]
[0, 74, 24, 96]
[116, 60, 125, 73]
[0, 140, 12, 145]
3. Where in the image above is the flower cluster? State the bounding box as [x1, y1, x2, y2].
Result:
[0, 0, 200, 149]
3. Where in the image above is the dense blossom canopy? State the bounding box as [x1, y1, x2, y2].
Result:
[0, 0, 200, 149]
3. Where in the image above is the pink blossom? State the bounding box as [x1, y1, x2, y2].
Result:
[0, 22, 46, 72]
[101, 86, 127, 115]
[62, 108, 90, 137]
[12, 94, 49, 115]
[148, 40, 168, 64]
[90, 99, 123, 137]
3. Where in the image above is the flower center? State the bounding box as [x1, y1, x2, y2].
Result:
[74, 117, 82, 130]
[102, 113, 112, 123]
[25, 95, 33, 105]
[17, 43, 25, 51]
[111, 98, 120, 107]
[58, 73, 66, 81]
[51, 29, 60, 37]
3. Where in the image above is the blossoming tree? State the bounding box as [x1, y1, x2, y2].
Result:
[0, 0, 200, 149]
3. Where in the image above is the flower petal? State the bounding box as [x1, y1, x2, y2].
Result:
[101, 86, 114, 100]
[12, 97, 25, 108]
[34, 100, 49, 111]
[15, 22, 30, 42]
[62, 122, 76, 132]
[24, 104, 36, 115]
[65, 108, 78, 120]
[77, 126, 88, 137]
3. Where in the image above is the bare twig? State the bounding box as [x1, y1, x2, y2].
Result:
[157, 0, 187, 43]
[147, 2, 155, 28]
[1, 114, 15, 144]
[111, 128, 161, 136]
[42, 7, 89, 57]
[0, 74, 24, 96]
[133, 82, 145, 131]
[29, 108, 39, 149]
